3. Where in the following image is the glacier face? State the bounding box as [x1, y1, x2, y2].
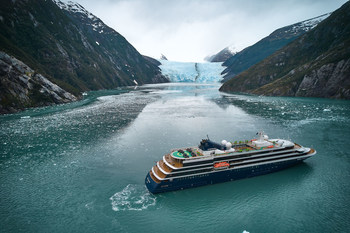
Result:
[159, 60, 225, 83]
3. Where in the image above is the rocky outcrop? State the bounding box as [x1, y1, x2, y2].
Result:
[295, 59, 350, 98]
[0, 51, 77, 114]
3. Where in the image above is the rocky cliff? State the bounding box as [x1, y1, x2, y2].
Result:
[0, 51, 77, 114]
[220, 1, 350, 99]
[294, 60, 350, 98]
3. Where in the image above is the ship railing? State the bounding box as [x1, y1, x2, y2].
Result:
[159, 160, 172, 173]
[150, 170, 161, 183]
[153, 165, 167, 179]
[165, 154, 183, 168]
[308, 148, 316, 155]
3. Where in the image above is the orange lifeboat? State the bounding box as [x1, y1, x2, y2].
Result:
[214, 161, 229, 169]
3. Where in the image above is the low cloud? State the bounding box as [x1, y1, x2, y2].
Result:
[70, 0, 347, 61]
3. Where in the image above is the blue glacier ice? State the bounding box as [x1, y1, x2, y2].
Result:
[159, 60, 224, 83]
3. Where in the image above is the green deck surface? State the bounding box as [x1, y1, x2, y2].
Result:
[172, 150, 202, 158]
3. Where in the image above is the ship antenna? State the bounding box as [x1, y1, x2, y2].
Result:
[207, 134, 210, 140]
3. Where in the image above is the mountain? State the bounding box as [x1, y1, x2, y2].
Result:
[205, 46, 236, 62]
[0, 0, 168, 113]
[220, 1, 350, 99]
[160, 54, 168, 60]
[220, 13, 330, 82]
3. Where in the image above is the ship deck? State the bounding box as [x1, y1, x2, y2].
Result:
[150, 170, 161, 183]
[165, 153, 183, 168]
[159, 160, 172, 173]
[169, 141, 300, 161]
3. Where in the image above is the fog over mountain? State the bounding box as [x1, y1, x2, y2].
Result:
[71, 0, 348, 61]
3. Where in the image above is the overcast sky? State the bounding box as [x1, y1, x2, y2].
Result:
[68, 0, 347, 62]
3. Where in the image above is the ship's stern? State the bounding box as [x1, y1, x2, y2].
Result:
[145, 172, 160, 194]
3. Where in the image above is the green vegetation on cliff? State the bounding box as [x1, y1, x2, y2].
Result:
[0, 0, 167, 97]
[220, 14, 329, 81]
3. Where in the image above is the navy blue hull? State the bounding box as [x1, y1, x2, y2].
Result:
[145, 158, 305, 194]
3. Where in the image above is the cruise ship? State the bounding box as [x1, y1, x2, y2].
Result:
[145, 132, 316, 194]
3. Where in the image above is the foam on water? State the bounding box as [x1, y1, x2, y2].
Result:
[110, 184, 156, 211]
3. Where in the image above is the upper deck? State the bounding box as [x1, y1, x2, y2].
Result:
[170, 139, 298, 161]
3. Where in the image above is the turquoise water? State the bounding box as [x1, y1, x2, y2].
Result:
[1, 83, 350, 232]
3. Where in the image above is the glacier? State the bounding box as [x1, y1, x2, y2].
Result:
[159, 60, 225, 83]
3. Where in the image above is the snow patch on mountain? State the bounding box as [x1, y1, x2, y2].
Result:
[227, 45, 236, 54]
[54, 0, 92, 16]
[288, 13, 331, 34]
[54, 0, 107, 33]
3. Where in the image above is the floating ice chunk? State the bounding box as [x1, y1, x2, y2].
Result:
[85, 201, 94, 210]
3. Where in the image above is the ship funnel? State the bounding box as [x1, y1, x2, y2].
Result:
[257, 131, 264, 141]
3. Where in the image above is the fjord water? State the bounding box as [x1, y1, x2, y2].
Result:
[1, 83, 350, 233]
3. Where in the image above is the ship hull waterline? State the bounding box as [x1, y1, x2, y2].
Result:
[145, 157, 309, 194]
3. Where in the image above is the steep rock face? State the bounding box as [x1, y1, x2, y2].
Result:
[142, 55, 168, 83]
[295, 59, 350, 98]
[220, 2, 350, 99]
[54, 0, 168, 86]
[0, 0, 167, 97]
[220, 13, 330, 82]
[0, 51, 77, 114]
